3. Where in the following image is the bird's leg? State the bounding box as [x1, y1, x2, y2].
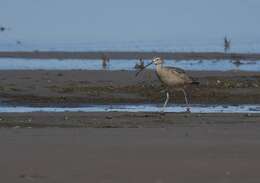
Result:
[159, 85, 167, 94]
[181, 89, 190, 112]
[162, 91, 170, 112]
[160, 89, 166, 94]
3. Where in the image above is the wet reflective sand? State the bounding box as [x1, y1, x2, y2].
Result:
[1, 126, 260, 183]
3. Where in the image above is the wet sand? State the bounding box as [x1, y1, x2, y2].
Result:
[1, 124, 260, 183]
[0, 112, 260, 128]
[1, 51, 260, 60]
[1, 70, 260, 105]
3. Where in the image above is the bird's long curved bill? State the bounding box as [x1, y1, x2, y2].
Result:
[135, 62, 153, 76]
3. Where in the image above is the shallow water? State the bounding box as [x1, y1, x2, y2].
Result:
[1, 39, 260, 53]
[0, 58, 259, 71]
[0, 104, 260, 113]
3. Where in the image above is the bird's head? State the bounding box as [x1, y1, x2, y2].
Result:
[152, 57, 164, 65]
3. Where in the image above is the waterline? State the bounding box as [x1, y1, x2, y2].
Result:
[0, 104, 260, 113]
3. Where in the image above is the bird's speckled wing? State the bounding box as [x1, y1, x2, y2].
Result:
[164, 66, 186, 74]
[163, 66, 193, 84]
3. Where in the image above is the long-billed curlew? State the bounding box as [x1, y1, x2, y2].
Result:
[136, 57, 199, 112]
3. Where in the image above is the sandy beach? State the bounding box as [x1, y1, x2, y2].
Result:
[1, 109, 260, 182]
[1, 125, 260, 183]
[2, 0, 260, 182]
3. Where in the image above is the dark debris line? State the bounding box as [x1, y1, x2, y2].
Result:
[0, 51, 260, 60]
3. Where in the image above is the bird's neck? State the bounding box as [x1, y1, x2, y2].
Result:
[156, 64, 163, 71]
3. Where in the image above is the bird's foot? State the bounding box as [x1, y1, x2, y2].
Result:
[159, 110, 166, 117]
[159, 112, 166, 116]
[160, 108, 166, 115]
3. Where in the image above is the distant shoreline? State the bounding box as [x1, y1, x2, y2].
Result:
[0, 51, 260, 60]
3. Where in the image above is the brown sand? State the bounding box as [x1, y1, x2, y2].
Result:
[1, 125, 260, 183]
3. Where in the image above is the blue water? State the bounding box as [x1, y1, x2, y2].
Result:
[1, 39, 260, 53]
[0, 104, 259, 113]
[0, 58, 259, 71]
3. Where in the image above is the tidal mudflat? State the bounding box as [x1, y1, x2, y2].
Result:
[1, 61, 260, 183]
[0, 70, 260, 106]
